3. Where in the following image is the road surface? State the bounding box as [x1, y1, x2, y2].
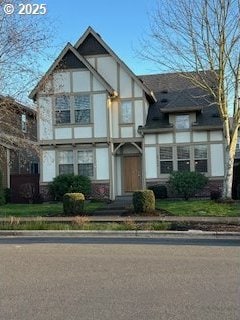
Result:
[0, 237, 239, 320]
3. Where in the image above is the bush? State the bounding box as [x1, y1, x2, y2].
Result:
[63, 193, 85, 215]
[148, 184, 168, 199]
[210, 190, 222, 201]
[168, 171, 208, 200]
[4, 188, 11, 203]
[133, 190, 155, 214]
[49, 174, 91, 201]
[0, 170, 5, 205]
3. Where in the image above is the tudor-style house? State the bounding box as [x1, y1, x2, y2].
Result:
[30, 27, 225, 200]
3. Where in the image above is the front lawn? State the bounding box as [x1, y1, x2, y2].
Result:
[156, 199, 240, 217]
[0, 201, 105, 217]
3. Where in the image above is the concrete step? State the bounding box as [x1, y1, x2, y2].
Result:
[115, 195, 133, 202]
[92, 209, 128, 216]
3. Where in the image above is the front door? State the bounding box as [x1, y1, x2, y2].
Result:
[123, 156, 142, 192]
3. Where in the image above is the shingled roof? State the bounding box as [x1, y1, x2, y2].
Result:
[138, 71, 222, 131]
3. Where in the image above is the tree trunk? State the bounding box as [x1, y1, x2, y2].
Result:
[222, 151, 235, 199]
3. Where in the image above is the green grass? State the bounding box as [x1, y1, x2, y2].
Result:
[0, 201, 105, 217]
[0, 221, 171, 231]
[156, 199, 240, 217]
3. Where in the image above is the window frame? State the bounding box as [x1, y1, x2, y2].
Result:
[57, 149, 95, 179]
[54, 94, 92, 125]
[159, 146, 174, 174]
[120, 100, 133, 124]
[175, 114, 190, 130]
[194, 145, 208, 173]
[21, 114, 27, 133]
[77, 149, 94, 178]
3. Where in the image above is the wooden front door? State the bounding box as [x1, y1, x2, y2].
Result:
[123, 156, 142, 192]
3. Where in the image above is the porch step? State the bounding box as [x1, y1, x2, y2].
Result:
[93, 209, 128, 216]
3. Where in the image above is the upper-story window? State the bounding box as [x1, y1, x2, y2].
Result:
[175, 115, 190, 129]
[55, 96, 70, 124]
[55, 94, 91, 125]
[74, 95, 90, 124]
[21, 114, 27, 132]
[121, 101, 133, 123]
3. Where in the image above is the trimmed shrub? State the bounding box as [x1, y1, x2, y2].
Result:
[49, 174, 91, 201]
[133, 190, 155, 213]
[168, 171, 208, 200]
[63, 193, 85, 215]
[210, 190, 221, 201]
[0, 170, 5, 205]
[4, 188, 11, 203]
[148, 184, 168, 199]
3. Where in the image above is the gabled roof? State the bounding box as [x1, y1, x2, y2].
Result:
[138, 71, 222, 131]
[29, 43, 117, 100]
[75, 27, 156, 103]
[0, 95, 36, 115]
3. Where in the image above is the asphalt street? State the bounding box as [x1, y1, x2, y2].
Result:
[0, 237, 239, 320]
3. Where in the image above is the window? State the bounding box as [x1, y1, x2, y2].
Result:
[194, 145, 208, 173]
[177, 146, 190, 171]
[175, 115, 190, 129]
[55, 96, 70, 124]
[74, 95, 91, 124]
[21, 114, 27, 132]
[121, 101, 133, 123]
[59, 151, 74, 174]
[77, 150, 93, 177]
[159, 147, 173, 173]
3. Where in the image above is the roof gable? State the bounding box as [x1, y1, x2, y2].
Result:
[76, 32, 109, 56]
[29, 43, 116, 100]
[75, 27, 156, 102]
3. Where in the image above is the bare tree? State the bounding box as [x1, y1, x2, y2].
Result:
[140, 0, 240, 199]
[0, 0, 55, 161]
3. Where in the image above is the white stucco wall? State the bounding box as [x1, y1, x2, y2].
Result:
[97, 56, 118, 90]
[93, 94, 107, 137]
[55, 128, 72, 140]
[121, 127, 133, 138]
[193, 131, 208, 142]
[175, 132, 191, 143]
[134, 100, 144, 137]
[210, 131, 223, 141]
[96, 148, 109, 180]
[134, 82, 143, 98]
[74, 127, 92, 138]
[111, 101, 119, 138]
[72, 70, 90, 92]
[145, 146, 157, 178]
[38, 97, 53, 140]
[144, 134, 157, 145]
[119, 68, 132, 98]
[42, 150, 56, 182]
[93, 77, 105, 91]
[53, 72, 71, 93]
[210, 144, 224, 176]
[158, 133, 174, 144]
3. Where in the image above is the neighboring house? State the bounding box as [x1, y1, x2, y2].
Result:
[30, 26, 225, 200]
[0, 96, 39, 195]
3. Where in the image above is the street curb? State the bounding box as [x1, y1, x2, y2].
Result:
[0, 230, 240, 240]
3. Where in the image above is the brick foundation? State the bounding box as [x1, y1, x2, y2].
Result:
[91, 183, 110, 200]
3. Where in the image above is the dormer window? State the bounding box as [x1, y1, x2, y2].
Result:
[175, 115, 190, 129]
[21, 114, 27, 132]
